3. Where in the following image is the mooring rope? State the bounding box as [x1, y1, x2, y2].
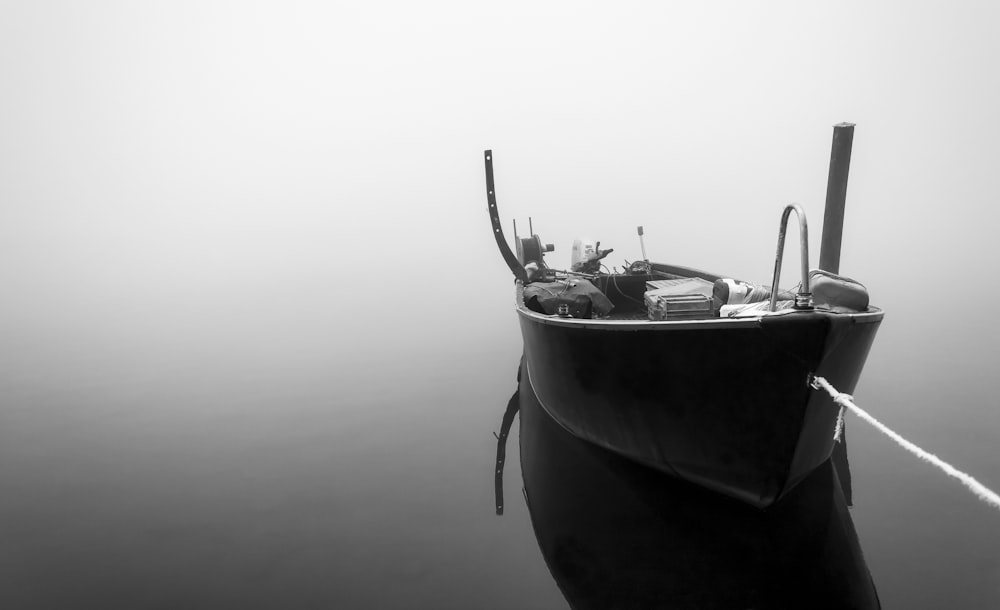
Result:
[810, 375, 1000, 512]
[832, 403, 847, 443]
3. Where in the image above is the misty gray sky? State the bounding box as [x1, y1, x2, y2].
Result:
[1, 1, 998, 361]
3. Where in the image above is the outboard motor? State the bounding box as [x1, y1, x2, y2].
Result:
[571, 238, 614, 274]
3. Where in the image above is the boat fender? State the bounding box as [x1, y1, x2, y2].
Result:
[809, 270, 869, 312]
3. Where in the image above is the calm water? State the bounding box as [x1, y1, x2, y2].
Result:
[1, 273, 998, 609]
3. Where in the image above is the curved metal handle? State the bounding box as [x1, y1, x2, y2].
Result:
[770, 204, 813, 312]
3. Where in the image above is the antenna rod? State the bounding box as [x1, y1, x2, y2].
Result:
[529, 217, 534, 236]
[637, 226, 648, 261]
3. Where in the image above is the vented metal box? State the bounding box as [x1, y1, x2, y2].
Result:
[645, 293, 715, 321]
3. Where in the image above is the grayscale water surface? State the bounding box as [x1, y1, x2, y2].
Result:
[2, 268, 999, 608]
[2, 3, 1000, 608]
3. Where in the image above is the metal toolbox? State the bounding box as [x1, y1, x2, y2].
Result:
[645, 293, 715, 321]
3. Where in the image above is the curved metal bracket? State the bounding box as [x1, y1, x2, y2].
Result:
[485, 150, 528, 283]
[494, 384, 520, 515]
[770, 204, 813, 312]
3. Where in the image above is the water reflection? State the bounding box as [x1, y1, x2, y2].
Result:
[498, 360, 880, 609]
[494, 367, 521, 516]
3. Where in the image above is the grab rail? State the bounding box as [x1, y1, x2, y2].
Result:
[770, 204, 814, 312]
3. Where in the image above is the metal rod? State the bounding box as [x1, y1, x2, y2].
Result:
[770, 204, 813, 312]
[637, 226, 648, 261]
[819, 123, 855, 274]
[548, 268, 599, 280]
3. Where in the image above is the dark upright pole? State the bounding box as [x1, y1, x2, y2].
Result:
[819, 123, 855, 274]
[821, 123, 856, 505]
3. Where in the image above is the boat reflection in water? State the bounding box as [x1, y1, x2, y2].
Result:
[498, 361, 880, 609]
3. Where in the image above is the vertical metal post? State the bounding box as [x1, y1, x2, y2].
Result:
[819, 123, 855, 274]
[820, 125, 856, 505]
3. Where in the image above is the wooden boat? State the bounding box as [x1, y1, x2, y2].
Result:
[483, 126, 882, 508]
[510, 358, 881, 608]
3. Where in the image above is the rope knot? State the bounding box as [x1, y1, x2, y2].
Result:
[809, 372, 1000, 512]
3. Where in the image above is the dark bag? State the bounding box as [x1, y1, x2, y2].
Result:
[523, 279, 614, 319]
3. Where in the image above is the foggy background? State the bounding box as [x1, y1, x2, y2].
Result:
[2, 1, 999, 607]
[3, 2, 998, 360]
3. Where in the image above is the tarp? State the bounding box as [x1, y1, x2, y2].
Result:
[523, 279, 614, 319]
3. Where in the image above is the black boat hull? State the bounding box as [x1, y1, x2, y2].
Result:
[517, 360, 881, 608]
[519, 305, 882, 507]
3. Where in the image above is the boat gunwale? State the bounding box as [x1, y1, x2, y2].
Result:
[514, 281, 884, 331]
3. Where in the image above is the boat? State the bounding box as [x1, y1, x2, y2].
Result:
[503, 358, 881, 608]
[483, 125, 883, 508]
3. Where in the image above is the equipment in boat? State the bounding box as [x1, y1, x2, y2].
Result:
[570, 238, 613, 274]
[482, 124, 883, 508]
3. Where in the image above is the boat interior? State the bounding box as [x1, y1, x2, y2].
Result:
[518, 251, 872, 323]
[590, 264, 722, 321]
[485, 144, 875, 324]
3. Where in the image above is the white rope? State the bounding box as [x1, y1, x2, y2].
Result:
[832, 405, 847, 443]
[811, 375, 1000, 512]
